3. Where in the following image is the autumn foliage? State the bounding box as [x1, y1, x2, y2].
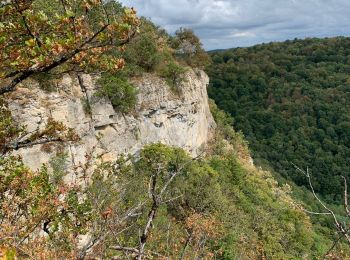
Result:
[0, 0, 140, 95]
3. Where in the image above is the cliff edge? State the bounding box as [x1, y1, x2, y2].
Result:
[8, 69, 215, 171]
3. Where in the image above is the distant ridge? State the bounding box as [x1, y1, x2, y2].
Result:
[207, 35, 350, 53]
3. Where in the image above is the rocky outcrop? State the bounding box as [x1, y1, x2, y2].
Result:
[8, 69, 215, 172]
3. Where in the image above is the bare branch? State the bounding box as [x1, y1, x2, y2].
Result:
[162, 195, 183, 204]
[135, 153, 204, 259]
[293, 163, 350, 245]
[180, 230, 193, 260]
[11, 137, 62, 149]
[293, 164, 338, 220]
[342, 176, 350, 218]
[160, 152, 204, 197]
[322, 234, 344, 260]
[166, 222, 171, 258]
[2, 137, 63, 155]
[78, 182, 146, 259]
[300, 208, 332, 216]
[138, 167, 159, 259]
[111, 246, 139, 254]
[111, 246, 166, 259]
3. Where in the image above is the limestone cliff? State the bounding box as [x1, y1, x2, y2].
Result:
[8, 69, 215, 172]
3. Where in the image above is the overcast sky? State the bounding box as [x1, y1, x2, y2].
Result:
[119, 0, 350, 50]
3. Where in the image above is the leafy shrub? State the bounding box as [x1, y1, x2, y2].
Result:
[124, 29, 160, 72]
[171, 27, 211, 69]
[81, 97, 92, 116]
[97, 73, 137, 113]
[123, 18, 173, 74]
[32, 73, 58, 92]
[159, 61, 187, 94]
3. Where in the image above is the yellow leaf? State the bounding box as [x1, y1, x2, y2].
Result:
[0, 247, 16, 260]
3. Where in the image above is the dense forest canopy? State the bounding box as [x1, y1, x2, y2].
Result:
[207, 37, 350, 202]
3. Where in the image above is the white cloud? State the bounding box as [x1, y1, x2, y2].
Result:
[230, 32, 256, 38]
[119, 0, 350, 50]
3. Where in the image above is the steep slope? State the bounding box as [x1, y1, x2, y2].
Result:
[207, 37, 350, 200]
[8, 69, 215, 172]
[2, 70, 348, 259]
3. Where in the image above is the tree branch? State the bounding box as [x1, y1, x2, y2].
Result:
[1, 136, 63, 156]
[15, 2, 42, 47]
[342, 176, 350, 218]
[110, 245, 139, 254]
[9, 137, 62, 150]
[138, 167, 159, 259]
[0, 22, 136, 95]
[293, 163, 350, 245]
[322, 234, 343, 260]
[180, 230, 193, 260]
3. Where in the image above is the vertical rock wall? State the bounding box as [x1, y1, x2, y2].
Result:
[8, 69, 215, 172]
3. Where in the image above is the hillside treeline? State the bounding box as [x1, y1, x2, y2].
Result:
[207, 37, 350, 202]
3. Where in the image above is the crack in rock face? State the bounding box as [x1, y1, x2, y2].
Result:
[9, 69, 216, 176]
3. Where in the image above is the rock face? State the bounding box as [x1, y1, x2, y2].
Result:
[8, 69, 215, 172]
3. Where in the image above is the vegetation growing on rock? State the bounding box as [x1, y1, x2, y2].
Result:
[1, 114, 334, 259]
[96, 73, 138, 113]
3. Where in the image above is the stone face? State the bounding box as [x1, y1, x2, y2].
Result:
[9, 69, 215, 171]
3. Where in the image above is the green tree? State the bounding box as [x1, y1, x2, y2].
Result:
[123, 18, 171, 73]
[172, 27, 211, 69]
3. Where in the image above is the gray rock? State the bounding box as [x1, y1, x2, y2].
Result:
[9, 69, 216, 172]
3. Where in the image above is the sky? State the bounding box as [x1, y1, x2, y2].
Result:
[119, 0, 350, 50]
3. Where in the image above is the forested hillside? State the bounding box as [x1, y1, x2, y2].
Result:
[207, 37, 350, 202]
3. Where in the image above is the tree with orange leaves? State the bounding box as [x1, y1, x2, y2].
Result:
[0, 0, 140, 95]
